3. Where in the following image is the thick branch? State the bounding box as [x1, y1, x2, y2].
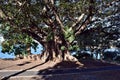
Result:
[75, 0, 95, 35]
[53, 10, 65, 32]
[29, 21, 48, 36]
[75, 15, 90, 35]
[15, 0, 26, 6]
[0, 8, 12, 21]
[0, 9, 6, 18]
[22, 28, 46, 43]
[72, 13, 85, 28]
[42, 0, 65, 33]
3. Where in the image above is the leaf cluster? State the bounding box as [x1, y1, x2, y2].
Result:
[64, 26, 75, 43]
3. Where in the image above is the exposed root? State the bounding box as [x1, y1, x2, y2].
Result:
[16, 52, 84, 67]
[39, 53, 84, 67]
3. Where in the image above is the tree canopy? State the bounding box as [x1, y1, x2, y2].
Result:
[77, 0, 120, 50]
[0, 0, 96, 62]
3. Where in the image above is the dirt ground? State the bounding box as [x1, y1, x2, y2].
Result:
[1, 58, 120, 80]
[9, 70, 120, 80]
[0, 59, 60, 71]
[0, 58, 119, 71]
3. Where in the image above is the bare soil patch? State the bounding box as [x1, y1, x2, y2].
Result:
[0, 58, 119, 71]
[1, 58, 120, 80]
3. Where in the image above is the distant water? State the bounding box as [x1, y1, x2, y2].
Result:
[0, 44, 43, 59]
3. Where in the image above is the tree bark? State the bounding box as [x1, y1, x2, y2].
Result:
[39, 36, 78, 63]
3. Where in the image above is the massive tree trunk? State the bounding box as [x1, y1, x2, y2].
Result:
[39, 35, 78, 63]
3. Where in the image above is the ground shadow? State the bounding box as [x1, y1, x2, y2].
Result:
[2, 59, 120, 80]
[53, 61, 83, 69]
[17, 61, 31, 66]
[32, 61, 83, 80]
[80, 59, 118, 68]
[31, 60, 120, 80]
[32, 69, 120, 80]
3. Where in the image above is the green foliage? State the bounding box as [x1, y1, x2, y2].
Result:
[46, 32, 54, 42]
[61, 46, 65, 51]
[1, 40, 14, 54]
[68, 44, 79, 52]
[77, 0, 120, 50]
[0, 23, 10, 35]
[0, 0, 95, 57]
[1, 33, 38, 56]
[14, 44, 26, 56]
[64, 26, 75, 43]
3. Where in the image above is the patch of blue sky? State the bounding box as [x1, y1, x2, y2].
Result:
[0, 46, 15, 59]
[31, 44, 43, 54]
[0, 44, 43, 59]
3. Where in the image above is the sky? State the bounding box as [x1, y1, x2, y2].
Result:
[0, 44, 43, 59]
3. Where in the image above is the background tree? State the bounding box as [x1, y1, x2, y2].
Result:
[0, 0, 95, 62]
[77, 0, 120, 59]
